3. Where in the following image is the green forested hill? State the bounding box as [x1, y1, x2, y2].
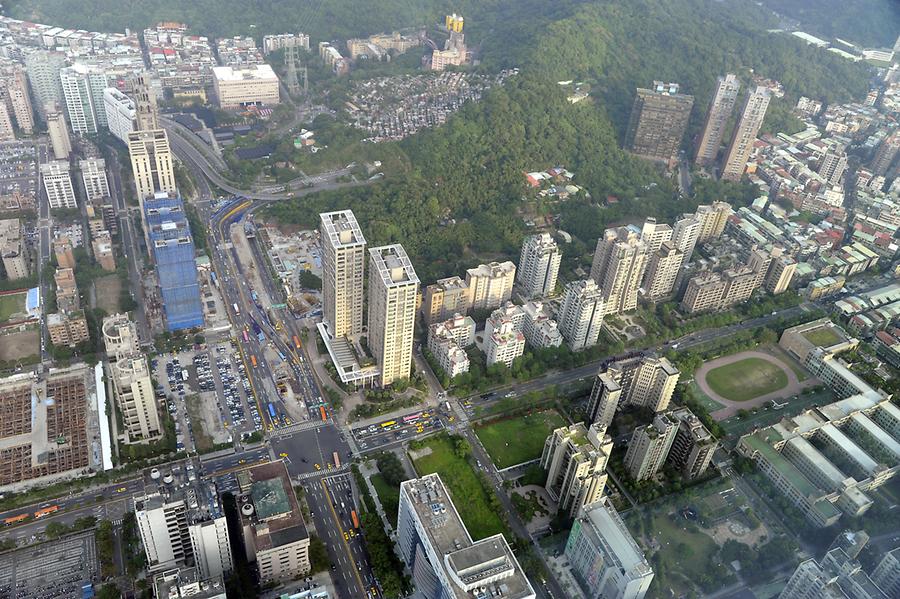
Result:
[8, 0, 873, 282]
[262, 0, 872, 282]
[758, 0, 899, 48]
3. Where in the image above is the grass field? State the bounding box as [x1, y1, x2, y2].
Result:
[705, 357, 789, 402]
[370, 474, 399, 528]
[411, 436, 505, 540]
[802, 327, 843, 348]
[475, 409, 566, 469]
[0, 292, 26, 322]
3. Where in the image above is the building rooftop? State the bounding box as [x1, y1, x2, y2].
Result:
[370, 244, 419, 287]
[212, 63, 277, 81]
[320, 210, 366, 249]
[237, 461, 308, 552]
[579, 500, 652, 579]
[401, 474, 534, 599]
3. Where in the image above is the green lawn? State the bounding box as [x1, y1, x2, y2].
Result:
[0, 292, 26, 322]
[411, 436, 505, 540]
[802, 326, 843, 348]
[475, 409, 566, 469]
[705, 357, 788, 402]
[370, 474, 399, 528]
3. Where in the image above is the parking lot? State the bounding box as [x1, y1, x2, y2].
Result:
[151, 343, 263, 455]
[0, 530, 98, 599]
[0, 140, 39, 212]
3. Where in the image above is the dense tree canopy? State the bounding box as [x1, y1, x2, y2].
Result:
[757, 0, 900, 47]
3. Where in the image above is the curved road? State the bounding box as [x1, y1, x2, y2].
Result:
[166, 123, 373, 201]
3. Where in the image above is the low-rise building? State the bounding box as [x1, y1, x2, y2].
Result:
[212, 64, 280, 109]
[427, 313, 475, 379]
[47, 310, 89, 347]
[0, 218, 28, 280]
[521, 301, 563, 348]
[237, 461, 310, 584]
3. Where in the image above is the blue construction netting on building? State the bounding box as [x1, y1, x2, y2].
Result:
[144, 193, 204, 332]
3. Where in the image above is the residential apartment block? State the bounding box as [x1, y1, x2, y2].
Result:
[41, 160, 77, 209]
[0, 218, 27, 279]
[625, 81, 694, 166]
[625, 412, 679, 481]
[320, 210, 366, 339]
[422, 275, 471, 325]
[517, 233, 561, 299]
[558, 279, 605, 350]
[368, 245, 419, 386]
[695, 73, 740, 166]
[590, 226, 649, 315]
[102, 313, 160, 443]
[427, 313, 475, 379]
[721, 85, 771, 181]
[466, 261, 515, 310]
[587, 356, 680, 422]
[541, 422, 613, 517]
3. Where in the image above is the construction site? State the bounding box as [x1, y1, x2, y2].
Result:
[0, 363, 102, 490]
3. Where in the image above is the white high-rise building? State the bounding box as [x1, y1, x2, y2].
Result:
[103, 87, 137, 143]
[319, 210, 366, 339]
[590, 226, 649, 315]
[541, 422, 613, 517]
[517, 233, 561, 298]
[522, 301, 563, 349]
[41, 160, 77, 209]
[721, 85, 771, 181]
[558, 279, 605, 351]
[60, 63, 109, 135]
[135, 489, 232, 579]
[397, 473, 536, 599]
[46, 109, 72, 160]
[639, 217, 672, 253]
[565, 500, 654, 599]
[624, 412, 679, 481]
[24, 51, 66, 118]
[694, 73, 740, 166]
[694, 202, 732, 242]
[102, 314, 160, 442]
[80, 158, 110, 201]
[642, 241, 683, 301]
[368, 245, 419, 387]
[672, 214, 701, 266]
